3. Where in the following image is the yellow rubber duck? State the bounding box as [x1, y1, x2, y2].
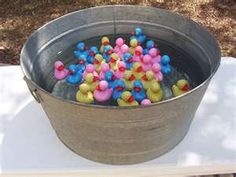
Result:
[84, 73, 99, 92]
[172, 79, 190, 97]
[129, 38, 138, 55]
[100, 36, 110, 53]
[76, 83, 94, 104]
[109, 53, 120, 71]
[117, 91, 139, 106]
[141, 71, 156, 90]
[122, 70, 136, 90]
[147, 81, 163, 102]
[132, 62, 145, 80]
[94, 54, 105, 73]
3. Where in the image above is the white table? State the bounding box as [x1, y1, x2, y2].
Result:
[0, 57, 235, 177]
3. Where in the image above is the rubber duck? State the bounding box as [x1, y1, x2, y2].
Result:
[109, 53, 119, 71]
[74, 42, 89, 59]
[172, 79, 190, 97]
[117, 91, 139, 106]
[105, 70, 116, 88]
[130, 27, 146, 44]
[54, 61, 69, 80]
[149, 48, 161, 64]
[94, 80, 113, 103]
[141, 54, 152, 71]
[66, 64, 83, 85]
[141, 70, 156, 90]
[131, 80, 146, 102]
[93, 54, 105, 73]
[152, 63, 163, 81]
[84, 73, 99, 92]
[112, 79, 126, 100]
[103, 45, 113, 62]
[147, 81, 163, 102]
[119, 44, 130, 58]
[143, 40, 155, 55]
[114, 38, 124, 57]
[123, 52, 134, 70]
[160, 55, 172, 74]
[122, 70, 136, 90]
[141, 99, 151, 105]
[115, 61, 126, 79]
[76, 54, 87, 72]
[129, 38, 138, 55]
[99, 63, 110, 80]
[76, 83, 94, 104]
[100, 36, 110, 53]
[132, 62, 144, 80]
[87, 46, 99, 64]
[82, 64, 98, 79]
[133, 46, 143, 62]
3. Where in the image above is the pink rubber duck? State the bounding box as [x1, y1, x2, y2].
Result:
[142, 54, 152, 71]
[152, 63, 163, 81]
[99, 63, 110, 80]
[114, 38, 124, 57]
[115, 61, 126, 79]
[54, 61, 69, 80]
[133, 46, 143, 62]
[94, 80, 113, 102]
[119, 44, 129, 59]
[149, 48, 161, 64]
[141, 99, 151, 105]
[82, 64, 98, 79]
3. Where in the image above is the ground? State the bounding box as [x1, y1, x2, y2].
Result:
[0, 0, 235, 65]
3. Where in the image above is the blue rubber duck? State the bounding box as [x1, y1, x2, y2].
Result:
[102, 45, 113, 62]
[66, 64, 83, 85]
[143, 40, 155, 55]
[87, 46, 99, 64]
[112, 79, 126, 100]
[130, 27, 146, 44]
[160, 55, 172, 74]
[131, 80, 146, 102]
[76, 54, 87, 72]
[123, 52, 134, 70]
[74, 42, 89, 59]
[105, 70, 116, 88]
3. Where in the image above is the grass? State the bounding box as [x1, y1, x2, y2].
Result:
[0, 0, 235, 64]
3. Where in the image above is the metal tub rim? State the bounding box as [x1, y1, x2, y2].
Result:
[20, 5, 221, 110]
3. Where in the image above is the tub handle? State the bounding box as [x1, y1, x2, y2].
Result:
[23, 76, 41, 103]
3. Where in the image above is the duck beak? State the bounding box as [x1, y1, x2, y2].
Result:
[106, 50, 112, 55]
[127, 57, 133, 63]
[89, 51, 95, 56]
[79, 60, 85, 64]
[116, 85, 123, 91]
[142, 74, 148, 81]
[103, 41, 109, 45]
[68, 70, 74, 75]
[94, 59, 100, 64]
[96, 85, 102, 91]
[181, 84, 190, 91]
[128, 95, 134, 102]
[128, 74, 135, 81]
[134, 86, 141, 92]
[57, 65, 64, 71]
[136, 66, 143, 72]
[93, 76, 99, 82]
[135, 50, 141, 56]
[119, 66, 126, 72]
[110, 57, 116, 63]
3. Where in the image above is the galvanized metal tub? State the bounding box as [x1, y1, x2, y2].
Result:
[20, 5, 221, 164]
